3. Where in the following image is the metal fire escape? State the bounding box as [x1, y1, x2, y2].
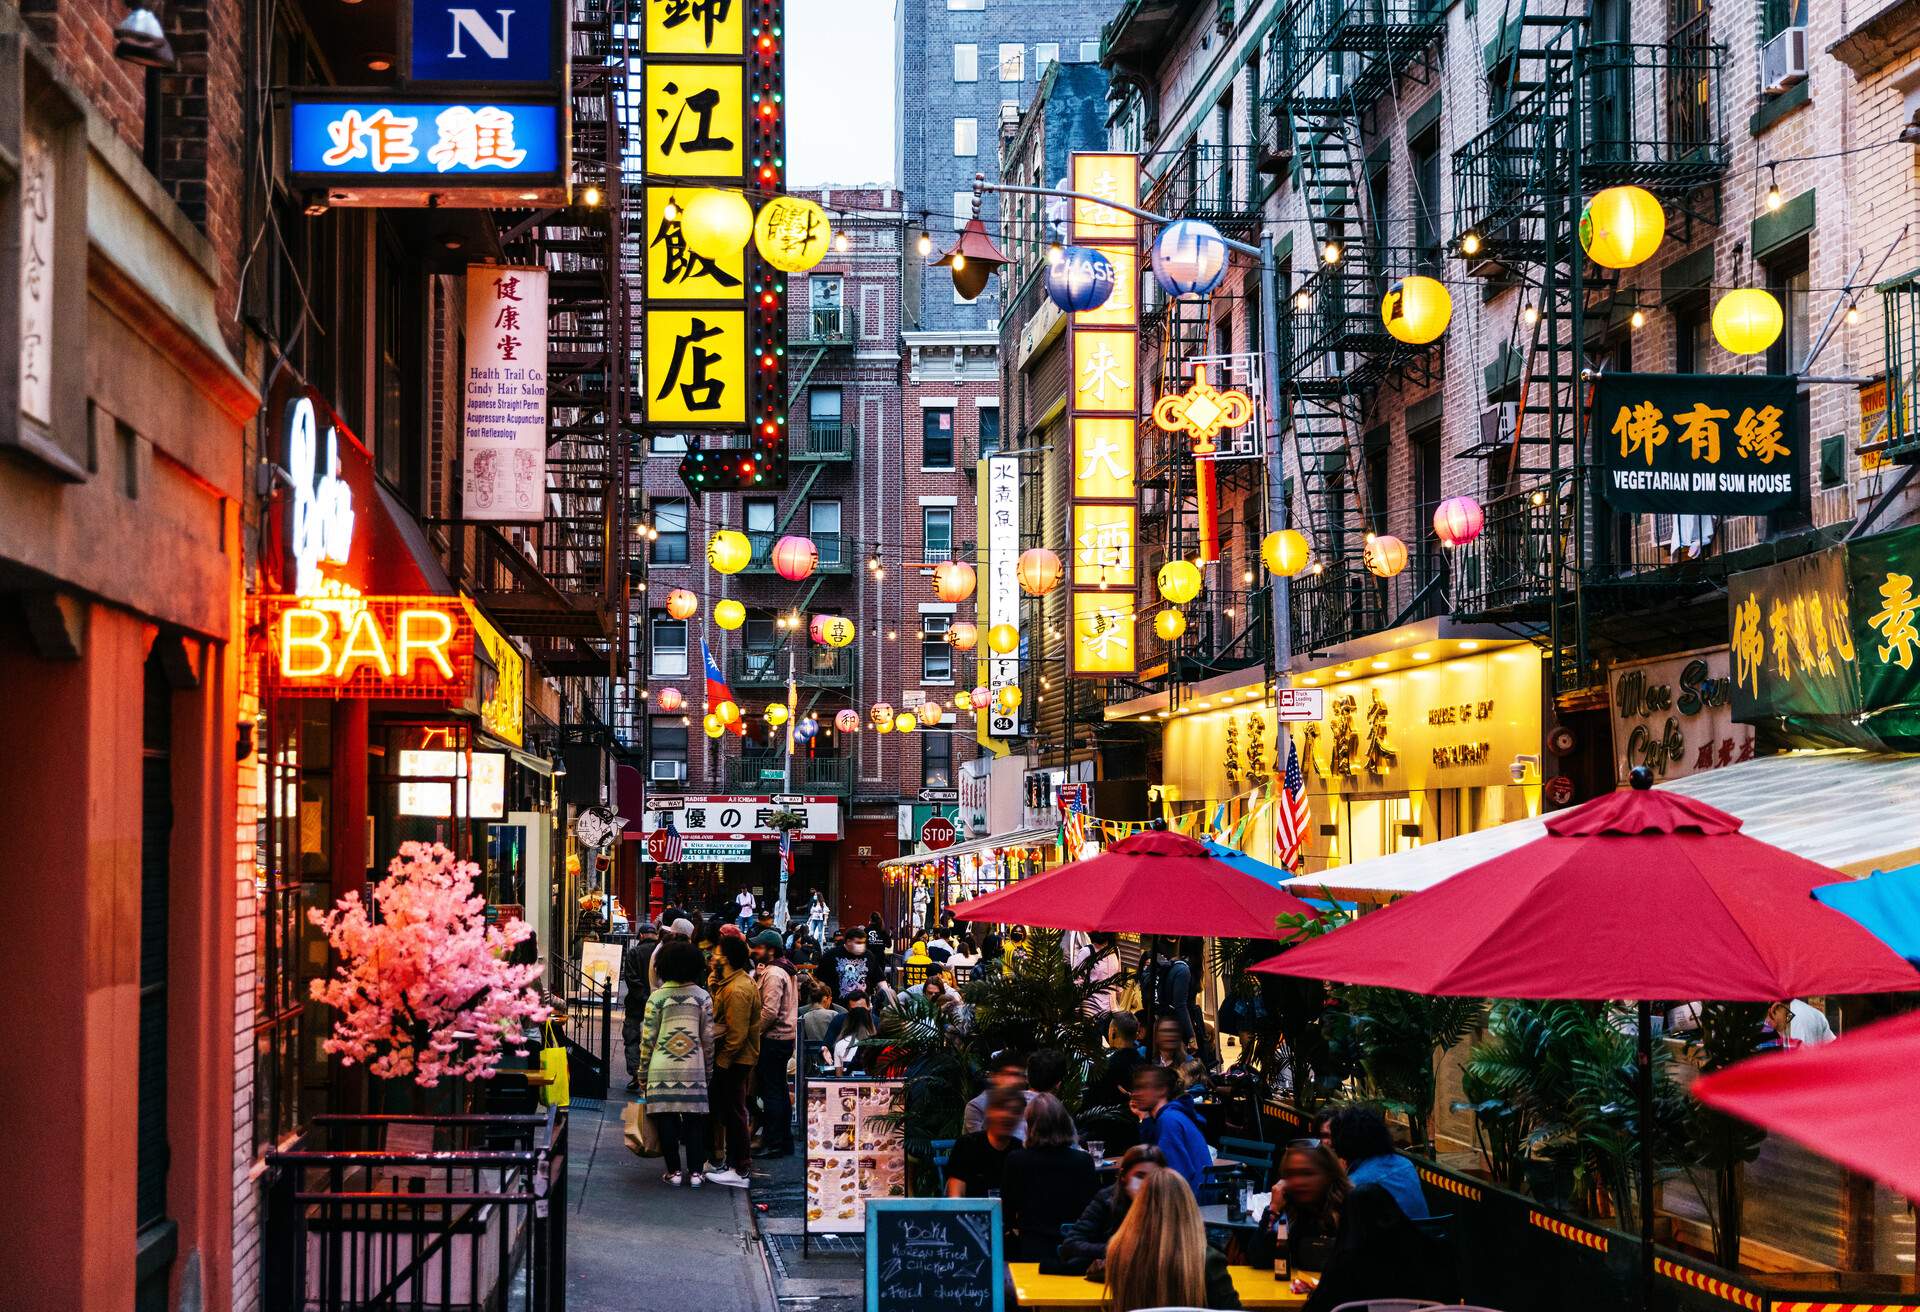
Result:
[1262, 0, 1448, 654]
[473, 0, 633, 692]
[1447, 0, 1726, 697]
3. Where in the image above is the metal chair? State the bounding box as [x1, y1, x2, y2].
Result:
[930, 1137, 957, 1190]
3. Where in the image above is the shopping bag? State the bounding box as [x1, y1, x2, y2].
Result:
[623, 1099, 662, 1157]
[538, 1021, 570, 1107]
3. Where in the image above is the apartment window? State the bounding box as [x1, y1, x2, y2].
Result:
[649, 718, 689, 773]
[978, 405, 1001, 458]
[745, 611, 777, 651]
[809, 274, 844, 339]
[1412, 424, 1443, 593]
[744, 498, 777, 536]
[1036, 42, 1060, 72]
[1411, 124, 1443, 271]
[923, 407, 956, 467]
[923, 507, 955, 561]
[952, 189, 973, 232]
[1761, 0, 1804, 42]
[1077, 39, 1099, 62]
[1673, 297, 1710, 373]
[1766, 247, 1814, 534]
[953, 43, 979, 82]
[948, 0, 984, 8]
[650, 432, 688, 455]
[922, 612, 954, 682]
[922, 732, 954, 789]
[651, 613, 689, 677]
[651, 497, 689, 564]
[953, 117, 979, 157]
[809, 499, 842, 565]
[998, 43, 1024, 82]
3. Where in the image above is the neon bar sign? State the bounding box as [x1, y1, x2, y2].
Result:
[266, 596, 476, 699]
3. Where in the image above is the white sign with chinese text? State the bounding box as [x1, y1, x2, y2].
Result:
[639, 794, 842, 841]
[462, 265, 548, 521]
[18, 121, 53, 428]
[987, 454, 1020, 734]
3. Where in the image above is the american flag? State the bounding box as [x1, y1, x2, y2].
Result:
[657, 817, 684, 864]
[779, 827, 793, 879]
[1274, 736, 1312, 872]
[1058, 784, 1088, 859]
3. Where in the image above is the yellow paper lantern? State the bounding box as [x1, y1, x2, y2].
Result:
[766, 702, 790, 727]
[1579, 186, 1665, 270]
[679, 188, 755, 260]
[708, 530, 752, 575]
[713, 598, 746, 630]
[875, 714, 894, 735]
[715, 699, 741, 725]
[894, 711, 919, 734]
[1712, 288, 1784, 356]
[665, 587, 700, 620]
[703, 713, 726, 739]
[987, 623, 1019, 655]
[1154, 609, 1188, 641]
[995, 685, 1023, 712]
[1017, 547, 1063, 596]
[1381, 275, 1453, 345]
[1157, 559, 1203, 604]
[753, 196, 833, 274]
[1364, 534, 1409, 579]
[1262, 529, 1311, 577]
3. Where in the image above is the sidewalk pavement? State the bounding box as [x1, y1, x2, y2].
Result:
[753, 1141, 863, 1312]
[564, 1037, 779, 1312]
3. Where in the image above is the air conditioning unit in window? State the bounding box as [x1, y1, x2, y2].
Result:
[651, 759, 686, 783]
[1479, 401, 1519, 450]
[1761, 26, 1808, 95]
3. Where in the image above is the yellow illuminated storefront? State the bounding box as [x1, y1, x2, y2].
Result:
[1153, 635, 1546, 873]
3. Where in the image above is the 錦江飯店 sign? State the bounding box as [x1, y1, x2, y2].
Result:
[1594, 373, 1800, 516]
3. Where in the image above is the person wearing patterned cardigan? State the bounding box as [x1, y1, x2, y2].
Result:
[640, 938, 716, 1187]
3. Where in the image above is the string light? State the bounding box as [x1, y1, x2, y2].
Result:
[1321, 240, 1342, 265]
[917, 230, 933, 256]
[1293, 289, 1310, 311]
[1630, 309, 1646, 329]
[1523, 303, 1540, 326]
[581, 184, 602, 207]
[1847, 302, 1861, 325]
[1460, 231, 1482, 257]
[663, 200, 679, 221]
[833, 231, 850, 252]
[1765, 166, 1783, 212]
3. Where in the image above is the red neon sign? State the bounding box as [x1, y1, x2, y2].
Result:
[265, 596, 475, 699]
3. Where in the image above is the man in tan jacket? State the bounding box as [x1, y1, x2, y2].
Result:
[704, 934, 761, 1186]
[750, 929, 799, 1156]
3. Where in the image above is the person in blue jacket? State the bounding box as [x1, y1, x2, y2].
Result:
[1130, 1064, 1211, 1191]
[1326, 1105, 1429, 1221]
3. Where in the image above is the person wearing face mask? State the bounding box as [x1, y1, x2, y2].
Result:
[1059, 1146, 1168, 1272]
[820, 924, 887, 1003]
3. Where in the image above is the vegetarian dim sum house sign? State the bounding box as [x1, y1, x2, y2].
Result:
[1594, 373, 1800, 515]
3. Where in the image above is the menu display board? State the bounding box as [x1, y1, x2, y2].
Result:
[805, 1079, 906, 1234]
[865, 1198, 1004, 1312]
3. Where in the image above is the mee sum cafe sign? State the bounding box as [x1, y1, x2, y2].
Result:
[1595, 373, 1800, 515]
[1609, 648, 1753, 784]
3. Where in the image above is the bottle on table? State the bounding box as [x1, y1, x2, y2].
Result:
[1272, 1217, 1289, 1279]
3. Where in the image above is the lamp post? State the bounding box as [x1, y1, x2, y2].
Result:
[962, 173, 1295, 675]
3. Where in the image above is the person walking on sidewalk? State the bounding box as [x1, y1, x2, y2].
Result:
[638, 939, 715, 1188]
[705, 934, 761, 1187]
[807, 890, 828, 943]
[751, 929, 799, 1157]
[622, 921, 661, 1095]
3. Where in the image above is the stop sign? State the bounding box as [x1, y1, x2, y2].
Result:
[646, 829, 674, 863]
[920, 815, 956, 850]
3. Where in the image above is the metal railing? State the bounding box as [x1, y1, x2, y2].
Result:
[549, 956, 612, 1101]
[727, 645, 856, 687]
[263, 1110, 567, 1312]
[726, 752, 853, 794]
[1144, 143, 1264, 233]
[794, 422, 852, 460]
[743, 530, 849, 571]
[1881, 271, 1920, 459]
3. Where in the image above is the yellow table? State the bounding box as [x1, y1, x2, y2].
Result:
[1007, 1262, 1311, 1309]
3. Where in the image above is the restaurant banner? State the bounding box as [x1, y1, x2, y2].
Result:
[1609, 647, 1753, 783]
[1846, 525, 1920, 745]
[1594, 373, 1800, 515]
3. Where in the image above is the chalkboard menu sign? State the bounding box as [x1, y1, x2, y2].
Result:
[864, 1198, 1004, 1312]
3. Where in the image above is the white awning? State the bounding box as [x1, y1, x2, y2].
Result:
[1296, 750, 1920, 905]
[879, 825, 1056, 869]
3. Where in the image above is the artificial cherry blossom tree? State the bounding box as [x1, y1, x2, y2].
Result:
[308, 841, 550, 1087]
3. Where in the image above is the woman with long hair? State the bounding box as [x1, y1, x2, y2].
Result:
[1059, 1144, 1166, 1271]
[1001, 1094, 1099, 1260]
[827, 997, 877, 1074]
[637, 939, 715, 1188]
[1103, 1168, 1242, 1310]
[1259, 1140, 1350, 1274]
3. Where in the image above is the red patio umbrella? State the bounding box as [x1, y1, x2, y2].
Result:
[1692, 1010, 1920, 1203]
[1252, 772, 1917, 1307]
[950, 828, 1319, 939]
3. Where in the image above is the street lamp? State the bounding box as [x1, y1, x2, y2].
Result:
[949, 168, 1298, 671]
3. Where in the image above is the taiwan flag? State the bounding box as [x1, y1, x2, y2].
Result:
[704, 638, 746, 736]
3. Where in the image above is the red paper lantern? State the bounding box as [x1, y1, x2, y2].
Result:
[772, 535, 818, 581]
[665, 588, 700, 619]
[835, 709, 861, 733]
[933, 560, 977, 602]
[656, 687, 685, 712]
[1432, 496, 1486, 548]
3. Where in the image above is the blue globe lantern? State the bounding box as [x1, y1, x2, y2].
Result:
[795, 716, 820, 742]
[1043, 246, 1116, 313]
[1151, 219, 1229, 298]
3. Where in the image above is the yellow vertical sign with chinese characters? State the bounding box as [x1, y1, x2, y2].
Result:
[644, 0, 746, 56]
[645, 309, 747, 425]
[1067, 152, 1140, 676]
[643, 64, 745, 179]
[644, 186, 749, 302]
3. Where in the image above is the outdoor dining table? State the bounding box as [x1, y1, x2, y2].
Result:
[1007, 1261, 1310, 1309]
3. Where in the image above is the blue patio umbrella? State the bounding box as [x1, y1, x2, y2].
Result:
[1199, 838, 1355, 914]
[1813, 864, 1920, 968]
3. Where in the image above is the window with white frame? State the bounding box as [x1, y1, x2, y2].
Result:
[1035, 42, 1059, 73]
[649, 718, 689, 772]
[923, 506, 954, 560]
[998, 43, 1024, 81]
[651, 497, 689, 564]
[952, 190, 973, 231]
[953, 117, 978, 157]
[922, 732, 953, 789]
[1077, 39, 1099, 62]
[921, 613, 954, 682]
[650, 613, 689, 677]
[947, 0, 984, 7]
[809, 499, 842, 565]
[953, 43, 978, 81]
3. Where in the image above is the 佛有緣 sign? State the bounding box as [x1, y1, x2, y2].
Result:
[1595, 373, 1800, 516]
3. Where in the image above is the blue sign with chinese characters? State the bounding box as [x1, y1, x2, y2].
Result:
[290, 101, 562, 179]
[410, 0, 556, 83]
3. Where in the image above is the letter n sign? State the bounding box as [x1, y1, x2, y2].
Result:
[409, 0, 555, 84]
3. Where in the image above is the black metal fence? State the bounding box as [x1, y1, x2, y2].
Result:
[550, 955, 613, 1101]
[263, 1110, 568, 1312]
